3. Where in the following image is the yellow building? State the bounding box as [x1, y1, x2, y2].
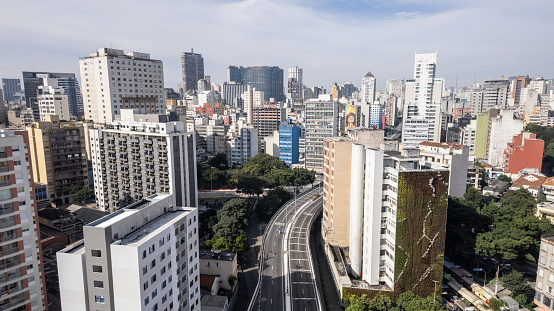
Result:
[27, 115, 89, 207]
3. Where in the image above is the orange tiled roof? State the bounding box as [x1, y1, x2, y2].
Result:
[511, 174, 547, 190]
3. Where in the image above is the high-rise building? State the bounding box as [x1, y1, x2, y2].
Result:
[79, 48, 166, 124]
[279, 120, 299, 166]
[252, 104, 284, 139]
[369, 103, 384, 129]
[37, 83, 71, 121]
[227, 66, 284, 102]
[90, 110, 197, 212]
[181, 49, 204, 94]
[23, 72, 83, 121]
[1, 78, 21, 102]
[510, 75, 531, 106]
[242, 86, 264, 125]
[57, 193, 200, 311]
[304, 95, 338, 171]
[384, 95, 398, 127]
[287, 66, 303, 100]
[221, 82, 248, 108]
[386, 79, 403, 97]
[230, 126, 258, 165]
[481, 79, 509, 112]
[534, 235, 554, 311]
[27, 115, 89, 207]
[360, 71, 376, 104]
[402, 53, 443, 148]
[0, 129, 48, 310]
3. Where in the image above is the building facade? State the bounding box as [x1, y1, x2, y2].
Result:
[230, 126, 258, 166]
[0, 129, 48, 310]
[181, 50, 204, 94]
[37, 84, 71, 121]
[402, 53, 443, 148]
[287, 66, 303, 100]
[228, 66, 284, 102]
[360, 72, 376, 104]
[304, 96, 338, 172]
[79, 48, 166, 124]
[1, 78, 21, 103]
[58, 194, 201, 311]
[278, 121, 299, 166]
[503, 132, 544, 175]
[90, 110, 197, 212]
[27, 115, 89, 207]
[534, 235, 554, 311]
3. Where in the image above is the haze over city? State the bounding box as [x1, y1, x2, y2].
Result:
[1, 0, 553, 89]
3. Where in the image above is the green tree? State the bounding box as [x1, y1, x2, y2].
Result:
[228, 275, 237, 288]
[500, 271, 533, 303]
[241, 154, 288, 177]
[208, 153, 229, 170]
[236, 176, 267, 199]
[396, 291, 443, 311]
[256, 187, 292, 222]
[265, 169, 294, 188]
[292, 167, 316, 187]
[74, 187, 92, 204]
[497, 175, 511, 182]
[464, 186, 483, 209]
[487, 298, 505, 310]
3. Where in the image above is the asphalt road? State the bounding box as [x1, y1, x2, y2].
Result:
[250, 186, 323, 311]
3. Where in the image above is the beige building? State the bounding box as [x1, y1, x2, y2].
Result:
[322, 137, 356, 247]
[27, 115, 89, 207]
[199, 250, 238, 291]
[535, 235, 554, 310]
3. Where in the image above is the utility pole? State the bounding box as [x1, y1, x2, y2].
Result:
[433, 280, 439, 304]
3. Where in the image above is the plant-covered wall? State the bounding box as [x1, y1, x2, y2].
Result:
[394, 170, 449, 297]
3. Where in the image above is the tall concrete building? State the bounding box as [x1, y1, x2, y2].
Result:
[242, 85, 264, 125]
[304, 95, 338, 172]
[475, 109, 523, 166]
[481, 79, 509, 112]
[510, 75, 531, 106]
[57, 193, 201, 311]
[27, 115, 89, 207]
[181, 49, 204, 94]
[221, 82, 247, 108]
[1, 78, 21, 103]
[230, 126, 258, 166]
[90, 110, 197, 212]
[37, 83, 71, 121]
[0, 129, 48, 310]
[278, 121, 300, 166]
[23, 72, 83, 121]
[287, 66, 303, 100]
[79, 48, 166, 124]
[386, 79, 403, 97]
[360, 71, 376, 104]
[402, 53, 444, 148]
[228, 66, 284, 102]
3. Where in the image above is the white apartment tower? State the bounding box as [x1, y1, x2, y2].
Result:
[230, 126, 258, 165]
[287, 66, 303, 100]
[241, 86, 264, 125]
[361, 71, 376, 104]
[90, 110, 197, 212]
[305, 95, 339, 172]
[57, 193, 201, 311]
[79, 48, 166, 124]
[0, 130, 48, 310]
[402, 53, 444, 148]
[37, 84, 70, 121]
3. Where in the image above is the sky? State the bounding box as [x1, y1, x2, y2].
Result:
[1, 0, 553, 91]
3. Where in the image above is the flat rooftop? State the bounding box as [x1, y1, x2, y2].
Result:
[58, 239, 86, 255]
[120, 208, 194, 246]
[199, 250, 236, 262]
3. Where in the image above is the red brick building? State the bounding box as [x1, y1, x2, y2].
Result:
[503, 132, 544, 175]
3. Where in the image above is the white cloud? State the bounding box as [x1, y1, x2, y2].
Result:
[0, 0, 552, 90]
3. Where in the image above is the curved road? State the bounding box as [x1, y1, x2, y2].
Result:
[249, 186, 323, 311]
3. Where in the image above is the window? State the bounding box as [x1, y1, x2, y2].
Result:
[160, 252, 165, 261]
[151, 260, 156, 269]
[162, 280, 167, 289]
[144, 281, 149, 290]
[149, 244, 155, 254]
[94, 281, 104, 288]
[151, 274, 157, 283]
[540, 268, 544, 277]
[143, 266, 148, 275]
[161, 266, 166, 275]
[91, 250, 101, 257]
[145, 296, 150, 306]
[95, 295, 105, 303]
[93, 265, 103, 273]
[549, 273, 554, 282]
[143, 250, 147, 259]
[152, 288, 158, 298]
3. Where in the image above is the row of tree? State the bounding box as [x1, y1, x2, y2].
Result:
[343, 291, 442, 311]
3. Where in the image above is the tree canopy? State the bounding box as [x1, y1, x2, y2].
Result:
[343, 292, 442, 311]
[204, 198, 251, 253]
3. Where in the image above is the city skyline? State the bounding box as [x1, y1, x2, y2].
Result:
[1, 0, 553, 91]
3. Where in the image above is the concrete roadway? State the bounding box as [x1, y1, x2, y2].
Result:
[287, 194, 323, 311]
[250, 186, 322, 311]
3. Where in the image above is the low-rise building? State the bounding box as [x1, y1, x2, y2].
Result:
[543, 177, 554, 202]
[510, 174, 547, 198]
[503, 132, 544, 175]
[537, 202, 554, 224]
[199, 250, 237, 291]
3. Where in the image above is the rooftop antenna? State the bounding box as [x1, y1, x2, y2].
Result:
[191, 48, 194, 53]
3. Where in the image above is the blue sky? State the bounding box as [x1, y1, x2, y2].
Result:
[1, 0, 553, 91]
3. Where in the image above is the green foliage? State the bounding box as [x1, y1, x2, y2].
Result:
[256, 187, 292, 222]
[228, 275, 237, 288]
[497, 175, 511, 182]
[208, 153, 229, 170]
[198, 209, 217, 237]
[487, 298, 505, 310]
[343, 292, 443, 311]
[205, 198, 250, 254]
[475, 189, 554, 263]
[291, 168, 316, 186]
[242, 154, 289, 176]
[463, 186, 483, 209]
[500, 271, 533, 305]
[236, 176, 267, 197]
[74, 187, 92, 204]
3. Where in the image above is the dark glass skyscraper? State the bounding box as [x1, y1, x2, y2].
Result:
[1, 78, 21, 102]
[181, 49, 204, 93]
[227, 66, 284, 102]
[22, 72, 83, 120]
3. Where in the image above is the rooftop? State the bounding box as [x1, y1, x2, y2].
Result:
[199, 250, 236, 262]
[119, 209, 193, 246]
[38, 208, 73, 221]
[511, 174, 547, 190]
[200, 275, 218, 288]
[201, 294, 228, 310]
[419, 141, 465, 149]
[543, 177, 554, 188]
[66, 204, 109, 224]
